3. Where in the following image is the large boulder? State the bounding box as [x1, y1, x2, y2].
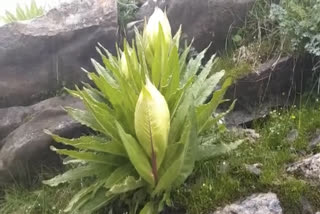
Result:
[132, 0, 255, 54]
[0, 0, 118, 108]
[0, 96, 86, 184]
[225, 56, 313, 126]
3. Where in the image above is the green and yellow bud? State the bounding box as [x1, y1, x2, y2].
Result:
[120, 52, 129, 79]
[120, 49, 132, 79]
[145, 7, 172, 51]
[134, 78, 170, 171]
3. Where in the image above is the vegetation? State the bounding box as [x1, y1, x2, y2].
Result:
[270, 0, 320, 57]
[43, 8, 237, 214]
[0, 0, 44, 24]
[174, 103, 320, 213]
[117, 0, 139, 30]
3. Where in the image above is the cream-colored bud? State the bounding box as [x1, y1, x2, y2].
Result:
[145, 7, 172, 49]
[134, 78, 170, 169]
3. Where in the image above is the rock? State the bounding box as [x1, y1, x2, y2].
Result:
[230, 128, 260, 143]
[309, 129, 320, 149]
[300, 196, 314, 214]
[225, 56, 313, 126]
[132, 0, 255, 54]
[0, 0, 118, 108]
[0, 96, 86, 184]
[286, 129, 299, 143]
[287, 153, 320, 182]
[225, 107, 269, 127]
[0, 106, 32, 141]
[245, 163, 262, 176]
[212, 193, 282, 214]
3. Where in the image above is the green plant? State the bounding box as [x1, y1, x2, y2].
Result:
[0, 0, 44, 24]
[270, 0, 320, 56]
[118, 0, 139, 29]
[44, 8, 238, 214]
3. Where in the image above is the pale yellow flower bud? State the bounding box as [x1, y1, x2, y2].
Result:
[120, 51, 129, 79]
[134, 78, 170, 170]
[145, 7, 172, 50]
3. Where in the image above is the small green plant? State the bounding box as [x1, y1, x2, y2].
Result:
[270, 0, 320, 56]
[44, 8, 238, 214]
[0, 0, 44, 24]
[118, 0, 139, 29]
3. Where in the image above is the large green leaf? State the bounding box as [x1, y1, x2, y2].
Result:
[182, 46, 209, 84]
[164, 45, 180, 98]
[154, 118, 196, 194]
[91, 58, 118, 88]
[109, 176, 145, 194]
[140, 202, 156, 214]
[74, 189, 115, 214]
[64, 180, 105, 213]
[200, 100, 236, 133]
[104, 164, 135, 188]
[46, 131, 126, 157]
[197, 140, 243, 161]
[51, 147, 126, 166]
[77, 87, 119, 139]
[168, 90, 193, 144]
[65, 107, 104, 134]
[195, 70, 225, 105]
[173, 116, 198, 186]
[116, 122, 155, 186]
[196, 78, 233, 133]
[43, 164, 112, 187]
[190, 54, 216, 99]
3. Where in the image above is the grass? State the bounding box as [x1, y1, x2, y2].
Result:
[0, 184, 76, 214]
[173, 102, 320, 214]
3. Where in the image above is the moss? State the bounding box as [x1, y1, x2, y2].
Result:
[213, 54, 253, 81]
[173, 103, 320, 213]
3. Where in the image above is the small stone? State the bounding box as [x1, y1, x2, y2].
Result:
[286, 129, 299, 143]
[300, 196, 313, 214]
[230, 128, 260, 143]
[309, 129, 320, 149]
[287, 153, 320, 181]
[245, 163, 262, 176]
[212, 193, 282, 214]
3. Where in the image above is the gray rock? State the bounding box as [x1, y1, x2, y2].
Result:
[0, 0, 117, 108]
[225, 56, 313, 126]
[230, 128, 260, 143]
[212, 193, 282, 214]
[287, 153, 320, 181]
[245, 163, 262, 176]
[0, 96, 86, 184]
[286, 129, 299, 143]
[131, 0, 255, 54]
[309, 129, 320, 149]
[0, 106, 32, 141]
[300, 196, 313, 214]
